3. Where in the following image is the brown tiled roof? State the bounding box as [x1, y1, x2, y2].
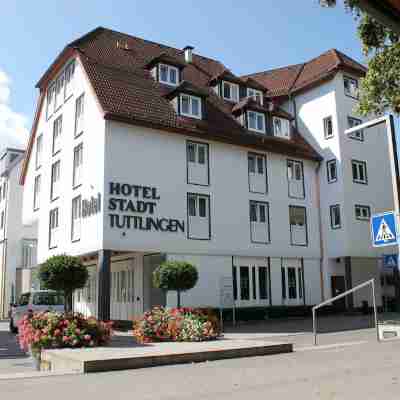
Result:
[21, 28, 322, 183]
[244, 49, 367, 98]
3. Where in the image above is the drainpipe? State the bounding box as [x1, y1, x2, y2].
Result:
[315, 162, 325, 301]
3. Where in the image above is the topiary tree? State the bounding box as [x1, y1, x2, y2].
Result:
[38, 255, 89, 313]
[153, 261, 198, 308]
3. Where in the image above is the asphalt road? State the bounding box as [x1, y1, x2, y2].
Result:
[1, 333, 400, 399]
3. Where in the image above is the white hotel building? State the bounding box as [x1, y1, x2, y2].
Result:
[20, 27, 396, 320]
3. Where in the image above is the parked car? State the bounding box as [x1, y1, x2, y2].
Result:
[9, 290, 64, 333]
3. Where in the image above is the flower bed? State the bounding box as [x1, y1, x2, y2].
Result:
[133, 307, 221, 343]
[18, 312, 113, 359]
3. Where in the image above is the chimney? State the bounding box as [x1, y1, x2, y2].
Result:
[183, 46, 194, 63]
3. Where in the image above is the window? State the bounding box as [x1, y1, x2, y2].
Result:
[355, 204, 371, 221]
[50, 161, 61, 201]
[348, 116, 364, 141]
[21, 239, 37, 268]
[287, 160, 305, 199]
[71, 196, 82, 242]
[35, 134, 43, 169]
[75, 94, 85, 136]
[352, 160, 367, 184]
[273, 117, 290, 139]
[222, 81, 239, 102]
[64, 61, 75, 99]
[248, 153, 267, 193]
[0, 211, 4, 230]
[187, 141, 209, 186]
[33, 175, 41, 211]
[247, 88, 263, 105]
[289, 206, 308, 246]
[250, 201, 270, 243]
[233, 264, 270, 304]
[49, 208, 60, 249]
[73, 144, 83, 188]
[282, 260, 304, 302]
[187, 193, 210, 240]
[323, 116, 334, 139]
[344, 76, 359, 98]
[327, 159, 337, 183]
[330, 204, 341, 229]
[46, 84, 55, 119]
[159, 64, 179, 86]
[247, 111, 265, 133]
[180, 94, 201, 119]
[52, 115, 62, 155]
[54, 73, 65, 110]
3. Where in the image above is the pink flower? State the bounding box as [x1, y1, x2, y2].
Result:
[75, 329, 81, 335]
[62, 336, 70, 343]
[84, 334, 91, 341]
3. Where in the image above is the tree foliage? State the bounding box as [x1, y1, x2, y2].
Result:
[153, 261, 199, 308]
[38, 255, 89, 312]
[320, 0, 400, 115]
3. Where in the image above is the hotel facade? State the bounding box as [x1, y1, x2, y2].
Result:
[19, 27, 396, 320]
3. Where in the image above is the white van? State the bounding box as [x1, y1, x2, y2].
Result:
[9, 290, 64, 333]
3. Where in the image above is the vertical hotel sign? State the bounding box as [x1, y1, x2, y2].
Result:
[107, 182, 185, 233]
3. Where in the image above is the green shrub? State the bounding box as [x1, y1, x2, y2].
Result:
[153, 261, 198, 307]
[38, 255, 89, 312]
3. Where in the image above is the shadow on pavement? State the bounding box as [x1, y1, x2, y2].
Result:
[0, 330, 27, 360]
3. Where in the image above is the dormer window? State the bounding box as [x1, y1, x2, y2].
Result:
[273, 117, 290, 139]
[180, 94, 201, 119]
[222, 81, 239, 102]
[247, 88, 263, 105]
[159, 64, 179, 86]
[247, 111, 265, 133]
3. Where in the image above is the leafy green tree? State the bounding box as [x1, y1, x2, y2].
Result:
[38, 255, 89, 313]
[320, 0, 400, 115]
[153, 261, 199, 308]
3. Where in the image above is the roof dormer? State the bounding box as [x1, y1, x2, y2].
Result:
[146, 53, 186, 87]
[243, 77, 266, 105]
[165, 81, 209, 120]
[209, 70, 244, 103]
[232, 98, 268, 134]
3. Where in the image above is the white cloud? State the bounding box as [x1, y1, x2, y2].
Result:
[0, 68, 29, 153]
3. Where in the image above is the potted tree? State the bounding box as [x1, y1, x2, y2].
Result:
[38, 255, 89, 313]
[153, 261, 198, 308]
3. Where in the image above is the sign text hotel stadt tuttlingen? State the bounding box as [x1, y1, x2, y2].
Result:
[108, 182, 185, 233]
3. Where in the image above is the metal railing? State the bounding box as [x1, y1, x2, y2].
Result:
[312, 278, 379, 345]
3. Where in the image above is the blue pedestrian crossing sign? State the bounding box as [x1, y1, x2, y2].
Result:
[371, 212, 398, 247]
[383, 254, 398, 270]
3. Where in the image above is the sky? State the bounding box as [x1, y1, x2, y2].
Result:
[0, 0, 372, 150]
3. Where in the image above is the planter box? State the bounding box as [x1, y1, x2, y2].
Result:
[378, 322, 400, 340]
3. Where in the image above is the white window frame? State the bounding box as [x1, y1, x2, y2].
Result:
[0, 211, 4, 230]
[21, 239, 37, 268]
[327, 159, 337, 183]
[64, 61, 75, 100]
[222, 80, 239, 102]
[247, 88, 263, 105]
[54, 73, 65, 110]
[187, 193, 211, 240]
[273, 117, 290, 139]
[52, 115, 62, 155]
[323, 116, 334, 139]
[46, 83, 55, 119]
[352, 160, 367, 184]
[75, 93, 85, 136]
[49, 208, 60, 249]
[247, 111, 266, 133]
[330, 204, 341, 229]
[355, 204, 371, 221]
[348, 116, 364, 141]
[180, 94, 202, 119]
[71, 196, 82, 242]
[287, 159, 305, 199]
[35, 134, 43, 170]
[289, 206, 308, 246]
[249, 201, 270, 244]
[73, 144, 83, 188]
[158, 63, 179, 86]
[50, 161, 61, 201]
[33, 175, 41, 211]
[344, 75, 359, 99]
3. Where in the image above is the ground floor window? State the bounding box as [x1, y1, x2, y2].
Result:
[233, 263, 270, 305]
[281, 262, 304, 302]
